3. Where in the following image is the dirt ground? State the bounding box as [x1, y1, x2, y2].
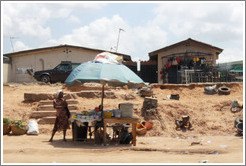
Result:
[2, 82, 244, 164]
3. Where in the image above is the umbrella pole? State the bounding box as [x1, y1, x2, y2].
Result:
[101, 84, 104, 111]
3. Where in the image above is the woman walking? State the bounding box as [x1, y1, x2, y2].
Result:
[49, 90, 70, 142]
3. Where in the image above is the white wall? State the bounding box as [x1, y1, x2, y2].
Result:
[9, 47, 103, 82]
[3, 63, 11, 83]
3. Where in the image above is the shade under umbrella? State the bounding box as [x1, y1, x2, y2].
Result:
[65, 61, 145, 109]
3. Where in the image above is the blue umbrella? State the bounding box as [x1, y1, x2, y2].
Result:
[65, 61, 145, 109]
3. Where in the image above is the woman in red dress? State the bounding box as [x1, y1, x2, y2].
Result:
[49, 90, 70, 142]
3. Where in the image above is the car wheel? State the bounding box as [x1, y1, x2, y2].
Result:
[40, 75, 50, 83]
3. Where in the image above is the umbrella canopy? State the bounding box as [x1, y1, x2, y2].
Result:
[65, 61, 145, 87]
[65, 61, 145, 110]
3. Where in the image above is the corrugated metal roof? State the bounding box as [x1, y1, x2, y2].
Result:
[149, 38, 223, 57]
[3, 44, 132, 61]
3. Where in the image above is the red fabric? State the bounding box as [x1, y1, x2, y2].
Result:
[95, 55, 106, 60]
[176, 57, 180, 63]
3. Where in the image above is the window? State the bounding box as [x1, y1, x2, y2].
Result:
[55, 64, 71, 70]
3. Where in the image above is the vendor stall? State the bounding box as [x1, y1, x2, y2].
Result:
[69, 102, 138, 146]
[66, 53, 144, 146]
[70, 110, 102, 141]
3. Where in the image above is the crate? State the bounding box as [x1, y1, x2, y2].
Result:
[103, 112, 113, 118]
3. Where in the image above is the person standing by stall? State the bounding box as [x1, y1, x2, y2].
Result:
[49, 90, 70, 142]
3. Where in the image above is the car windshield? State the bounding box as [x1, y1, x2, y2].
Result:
[55, 64, 71, 70]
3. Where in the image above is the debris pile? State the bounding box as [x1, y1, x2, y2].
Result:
[141, 97, 158, 117]
[139, 86, 153, 97]
[175, 116, 193, 131]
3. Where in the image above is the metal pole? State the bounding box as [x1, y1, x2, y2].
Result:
[101, 84, 105, 110]
[115, 28, 125, 52]
[10, 37, 15, 52]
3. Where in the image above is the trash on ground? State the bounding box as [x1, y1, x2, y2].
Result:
[175, 115, 193, 131]
[139, 86, 153, 97]
[231, 99, 243, 113]
[204, 85, 217, 95]
[167, 94, 180, 100]
[191, 141, 201, 146]
[27, 120, 39, 135]
[199, 160, 209, 163]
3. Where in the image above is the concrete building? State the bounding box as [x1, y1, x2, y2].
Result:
[148, 38, 223, 83]
[3, 45, 131, 83]
[3, 56, 12, 83]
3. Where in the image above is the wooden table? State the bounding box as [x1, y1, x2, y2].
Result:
[103, 117, 138, 146]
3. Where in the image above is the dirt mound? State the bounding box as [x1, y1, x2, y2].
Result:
[141, 83, 243, 137]
[3, 83, 243, 138]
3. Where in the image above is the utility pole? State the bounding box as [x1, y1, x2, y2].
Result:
[9, 36, 17, 52]
[115, 28, 125, 52]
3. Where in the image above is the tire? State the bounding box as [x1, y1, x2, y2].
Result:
[236, 122, 243, 135]
[40, 75, 50, 83]
[235, 116, 243, 127]
[218, 87, 231, 95]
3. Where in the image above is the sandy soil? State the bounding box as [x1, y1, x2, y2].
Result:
[2, 82, 244, 164]
[3, 134, 243, 163]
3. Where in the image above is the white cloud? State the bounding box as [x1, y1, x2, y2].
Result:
[13, 41, 29, 52]
[217, 47, 243, 64]
[68, 15, 81, 24]
[151, 2, 244, 62]
[2, 2, 106, 41]
[2, 2, 244, 63]
[45, 14, 167, 61]
[152, 3, 244, 42]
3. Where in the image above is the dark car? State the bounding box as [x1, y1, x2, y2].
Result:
[34, 61, 80, 83]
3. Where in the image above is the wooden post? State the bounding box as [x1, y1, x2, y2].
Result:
[132, 122, 137, 146]
[101, 84, 105, 110]
[103, 121, 107, 146]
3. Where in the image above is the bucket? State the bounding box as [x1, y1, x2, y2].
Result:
[142, 121, 152, 130]
[136, 123, 147, 135]
[115, 109, 121, 118]
[119, 103, 133, 118]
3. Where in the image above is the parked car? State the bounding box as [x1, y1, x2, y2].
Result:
[34, 61, 81, 83]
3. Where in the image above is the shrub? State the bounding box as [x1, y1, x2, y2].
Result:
[3, 118, 10, 124]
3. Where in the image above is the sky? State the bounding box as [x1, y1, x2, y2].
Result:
[1, 1, 245, 63]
